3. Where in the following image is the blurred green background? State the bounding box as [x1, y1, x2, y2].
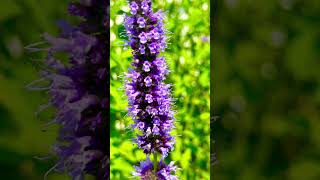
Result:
[212, 0, 320, 179]
[110, 0, 210, 179]
[0, 0, 78, 179]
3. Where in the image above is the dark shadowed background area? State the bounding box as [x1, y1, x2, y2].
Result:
[0, 0, 73, 179]
[212, 0, 320, 179]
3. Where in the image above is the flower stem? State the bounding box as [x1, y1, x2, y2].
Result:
[153, 153, 158, 174]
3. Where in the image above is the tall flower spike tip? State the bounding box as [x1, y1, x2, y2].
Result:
[29, 0, 110, 179]
[124, 0, 179, 179]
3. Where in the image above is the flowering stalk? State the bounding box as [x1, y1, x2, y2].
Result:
[124, 0, 178, 179]
[28, 0, 109, 179]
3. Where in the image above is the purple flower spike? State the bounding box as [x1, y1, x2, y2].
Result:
[124, 0, 179, 179]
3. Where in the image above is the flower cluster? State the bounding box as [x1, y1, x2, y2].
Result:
[124, 0, 178, 179]
[132, 158, 178, 180]
[29, 0, 109, 179]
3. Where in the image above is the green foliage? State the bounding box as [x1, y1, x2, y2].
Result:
[0, 0, 72, 179]
[111, 0, 210, 179]
[213, 0, 320, 179]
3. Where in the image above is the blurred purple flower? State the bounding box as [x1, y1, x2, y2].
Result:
[28, 0, 109, 179]
[201, 36, 209, 42]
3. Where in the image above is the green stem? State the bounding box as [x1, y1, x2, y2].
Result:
[153, 153, 158, 174]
